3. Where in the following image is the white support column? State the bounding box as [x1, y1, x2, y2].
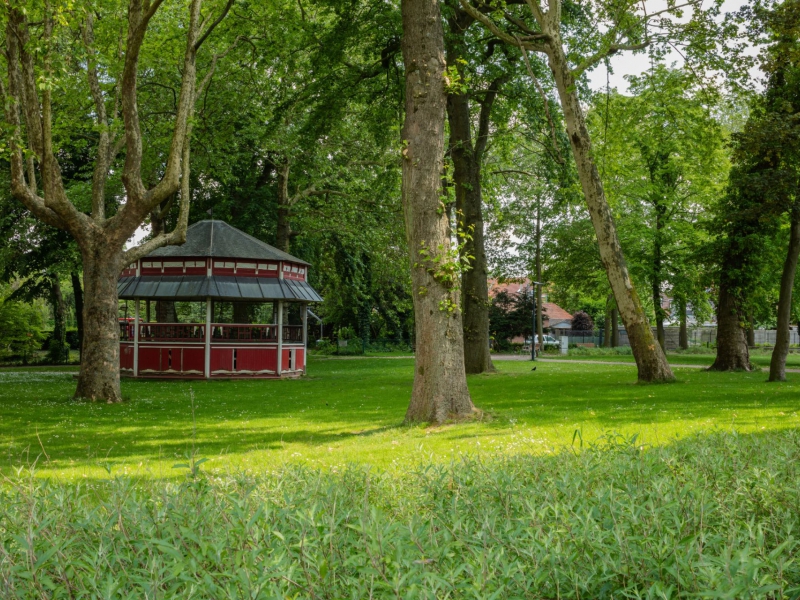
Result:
[301, 303, 308, 374]
[133, 298, 140, 377]
[204, 297, 212, 379]
[277, 300, 284, 375]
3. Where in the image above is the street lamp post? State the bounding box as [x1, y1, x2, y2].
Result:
[530, 281, 543, 361]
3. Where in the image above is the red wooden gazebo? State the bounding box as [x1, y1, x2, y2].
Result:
[117, 220, 322, 378]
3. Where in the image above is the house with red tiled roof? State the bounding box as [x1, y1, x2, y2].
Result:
[488, 278, 573, 337]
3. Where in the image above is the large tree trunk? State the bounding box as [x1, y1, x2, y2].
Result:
[769, 216, 800, 382]
[71, 271, 84, 358]
[74, 250, 124, 402]
[156, 301, 177, 323]
[546, 44, 673, 382]
[710, 284, 751, 371]
[401, 0, 474, 423]
[444, 9, 498, 374]
[49, 276, 69, 364]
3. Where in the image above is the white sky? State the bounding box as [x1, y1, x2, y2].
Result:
[586, 0, 754, 93]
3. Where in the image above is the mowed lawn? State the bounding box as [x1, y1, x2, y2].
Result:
[0, 357, 799, 480]
[551, 349, 800, 368]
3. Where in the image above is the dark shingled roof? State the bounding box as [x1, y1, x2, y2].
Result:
[146, 220, 309, 265]
[117, 276, 323, 302]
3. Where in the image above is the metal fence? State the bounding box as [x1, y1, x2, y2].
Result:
[557, 327, 800, 350]
[313, 338, 414, 355]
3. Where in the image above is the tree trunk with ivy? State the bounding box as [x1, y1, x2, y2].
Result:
[401, 0, 474, 423]
[444, 6, 500, 375]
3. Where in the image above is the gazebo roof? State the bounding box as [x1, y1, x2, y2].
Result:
[118, 275, 322, 301]
[118, 220, 322, 302]
[146, 220, 309, 265]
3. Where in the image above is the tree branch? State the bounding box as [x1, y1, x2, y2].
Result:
[195, 0, 235, 51]
[571, 41, 650, 79]
[457, 0, 547, 52]
[83, 12, 111, 221]
[517, 36, 563, 164]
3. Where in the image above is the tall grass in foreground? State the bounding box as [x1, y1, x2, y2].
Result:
[1, 431, 799, 598]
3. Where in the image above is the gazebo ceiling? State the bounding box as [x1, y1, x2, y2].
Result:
[118, 275, 322, 301]
[146, 220, 310, 265]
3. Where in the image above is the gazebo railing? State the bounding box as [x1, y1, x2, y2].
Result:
[210, 324, 304, 343]
[283, 325, 303, 342]
[140, 323, 206, 342]
[120, 321, 304, 343]
[211, 324, 277, 342]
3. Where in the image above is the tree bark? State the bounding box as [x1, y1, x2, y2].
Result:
[71, 271, 84, 358]
[769, 216, 800, 382]
[74, 249, 124, 402]
[401, 0, 474, 423]
[545, 43, 673, 382]
[746, 315, 756, 347]
[678, 300, 689, 350]
[156, 301, 178, 323]
[49, 276, 69, 364]
[710, 284, 751, 371]
[444, 8, 499, 374]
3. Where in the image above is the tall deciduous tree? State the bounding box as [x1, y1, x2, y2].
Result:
[457, 0, 697, 382]
[443, 0, 514, 374]
[591, 66, 725, 351]
[401, 0, 474, 422]
[0, 0, 232, 401]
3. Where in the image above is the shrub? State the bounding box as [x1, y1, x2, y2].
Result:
[570, 345, 633, 356]
[0, 431, 798, 597]
[571, 310, 594, 331]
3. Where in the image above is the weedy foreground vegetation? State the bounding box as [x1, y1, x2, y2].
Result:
[1, 431, 799, 598]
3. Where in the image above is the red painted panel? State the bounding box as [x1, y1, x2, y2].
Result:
[120, 344, 134, 369]
[183, 347, 205, 373]
[211, 348, 233, 372]
[138, 347, 162, 372]
[282, 348, 292, 372]
[296, 348, 305, 370]
[236, 348, 270, 372]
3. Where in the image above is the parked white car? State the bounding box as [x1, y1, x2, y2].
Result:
[525, 334, 560, 350]
[535, 334, 560, 349]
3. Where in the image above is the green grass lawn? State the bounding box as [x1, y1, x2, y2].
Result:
[1, 357, 798, 481]
[543, 349, 800, 368]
